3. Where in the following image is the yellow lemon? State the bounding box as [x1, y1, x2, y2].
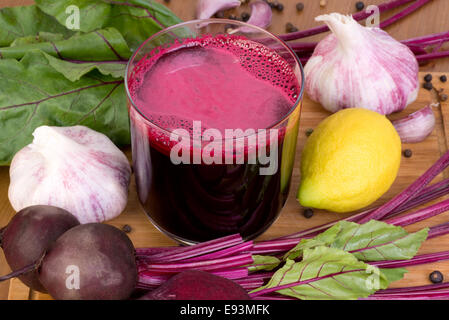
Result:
[297, 108, 401, 213]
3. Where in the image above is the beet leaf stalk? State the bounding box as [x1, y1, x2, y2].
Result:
[138, 253, 253, 273]
[377, 282, 449, 294]
[384, 198, 449, 227]
[364, 290, 449, 300]
[378, 0, 433, 29]
[279, 0, 415, 41]
[137, 268, 249, 288]
[289, 30, 449, 53]
[0, 263, 37, 282]
[137, 234, 243, 262]
[416, 50, 449, 63]
[372, 251, 449, 268]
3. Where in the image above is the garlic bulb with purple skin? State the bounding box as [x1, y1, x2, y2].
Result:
[304, 13, 419, 115]
[8, 126, 131, 224]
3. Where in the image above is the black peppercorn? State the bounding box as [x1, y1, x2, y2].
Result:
[275, 3, 284, 11]
[122, 224, 132, 233]
[241, 12, 250, 21]
[305, 128, 314, 137]
[429, 271, 444, 284]
[296, 2, 304, 11]
[441, 75, 448, 83]
[440, 93, 448, 102]
[403, 149, 413, 158]
[423, 82, 433, 91]
[286, 22, 298, 33]
[424, 74, 433, 83]
[303, 208, 314, 219]
[355, 1, 365, 11]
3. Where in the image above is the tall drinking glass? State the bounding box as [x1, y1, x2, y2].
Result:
[125, 19, 304, 244]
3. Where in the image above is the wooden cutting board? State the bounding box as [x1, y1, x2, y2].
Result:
[3, 71, 448, 300]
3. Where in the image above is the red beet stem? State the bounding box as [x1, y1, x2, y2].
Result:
[416, 50, 449, 62]
[376, 282, 449, 294]
[212, 268, 249, 280]
[379, 0, 433, 29]
[363, 290, 449, 300]
[384, 198, 449, 227]
[402, 31, 449, 45]
[0, 262, 37, 282]
[371, 251, 449, 268]
[279, 0, 415, 41]
[387, 182, 449, 219]
[252, 295, 296, 300]
[137, 268, 249, 288]
[234, 278, 265, 290]
[0, 226, 5, 247]
[358, 150, 449, 223]
[428, 221, 449, 239]
[138, 253, 254, 273]
[135, 247, 177, 256]
[182, 242, 253, 263]
[138, 234, 242, 262]
[289, 31, 449, 53]
[251, 238, 303, 255]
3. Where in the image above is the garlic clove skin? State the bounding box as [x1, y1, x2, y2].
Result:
[392, 105, 436, 144]
[196, 0, 241, 20]
[242, 0, 272, 31]
[8, 126, 131, 224]
[305, 13, 419, 115]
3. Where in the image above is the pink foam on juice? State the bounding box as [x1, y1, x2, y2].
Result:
[128, 35, 300, 147]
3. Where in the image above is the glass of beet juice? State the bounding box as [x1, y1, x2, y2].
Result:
[125, 20, 304, 244]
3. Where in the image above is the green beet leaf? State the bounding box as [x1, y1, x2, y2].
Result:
[0, 5, 74, 47]
[0, 51, 129, 166]
[42, 51, 127, 81]
[105, 0, 184, 51]
[284, 223, 342, 260]
[251, 246, 391, 300]
[36, 0, 183, 50]
[35, 0, 111, 33]
[0, 28, 131, 61]
[380, 268, 408, 283]
[331, 220, 428, 261]
[10, 32, 66, 47]
[285, 220, 428, 262]
[248, 255, 281, 272]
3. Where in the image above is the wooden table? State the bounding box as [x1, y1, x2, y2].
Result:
[1, 0, 449, 300]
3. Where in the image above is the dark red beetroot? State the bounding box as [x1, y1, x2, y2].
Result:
[0, 205, 80, 292]
[38, 223, 137, 300]
[139, 270, 250, 300]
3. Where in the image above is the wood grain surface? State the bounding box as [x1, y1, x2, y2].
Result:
[1, 0, 449, 300]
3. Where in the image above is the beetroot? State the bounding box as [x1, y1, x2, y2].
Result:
[139, 270, 250, 300]
[0, 205, 80, 292]
[38, 223, 137, 300]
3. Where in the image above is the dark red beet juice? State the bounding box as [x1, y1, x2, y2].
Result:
[128, 35, 301, 243]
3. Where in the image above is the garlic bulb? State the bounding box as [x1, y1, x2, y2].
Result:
[305, 13, 419, 115]
[8, 126, 131, 224]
